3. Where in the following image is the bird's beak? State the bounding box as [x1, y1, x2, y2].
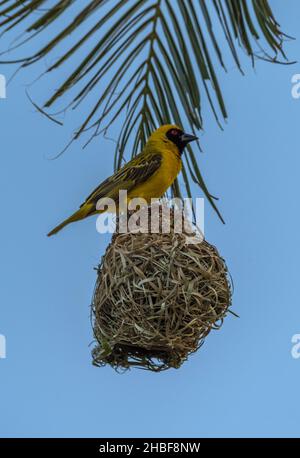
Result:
[180, 132, 198, 144]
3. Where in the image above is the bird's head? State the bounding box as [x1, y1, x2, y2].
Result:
[148, 124, 198, 155]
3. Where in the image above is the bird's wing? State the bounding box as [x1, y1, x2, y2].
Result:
[80, 153, 162, 207]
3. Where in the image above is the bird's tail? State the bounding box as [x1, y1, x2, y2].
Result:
[47, 204, 94, 237]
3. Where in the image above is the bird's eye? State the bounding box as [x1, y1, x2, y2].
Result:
[167, 128, 182, 139]
[166, 128, 183, 145]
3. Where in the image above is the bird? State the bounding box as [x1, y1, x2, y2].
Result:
[47, 124, 198, 236]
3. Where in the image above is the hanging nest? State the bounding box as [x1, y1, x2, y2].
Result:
[91, 207, 232, 371]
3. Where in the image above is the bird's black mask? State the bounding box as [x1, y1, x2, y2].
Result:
[166, 128, 198, 154]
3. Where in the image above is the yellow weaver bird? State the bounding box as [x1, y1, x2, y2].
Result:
[47, 125, 198, 236]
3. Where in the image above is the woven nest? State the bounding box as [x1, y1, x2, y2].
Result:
[91, 208, 232, 371]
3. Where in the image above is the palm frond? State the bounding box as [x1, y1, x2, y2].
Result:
[0, 0, 291, 221]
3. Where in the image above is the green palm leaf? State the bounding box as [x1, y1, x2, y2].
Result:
[0, 0, 291, 221]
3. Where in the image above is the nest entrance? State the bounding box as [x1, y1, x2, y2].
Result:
[91, 208, 232, 371]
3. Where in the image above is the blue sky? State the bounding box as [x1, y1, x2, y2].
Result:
[0, 0, 299, 438]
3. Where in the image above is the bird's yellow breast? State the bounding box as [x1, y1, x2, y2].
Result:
[129, 148, 182, 201]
